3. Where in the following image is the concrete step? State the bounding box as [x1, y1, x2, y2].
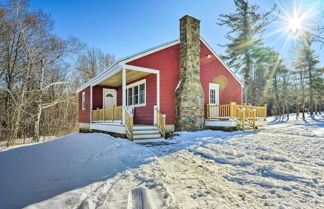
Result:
[133, 133, 161, 140]
[133, 138, 165, 143]
[133, 125, 159, 131]
[133, 130, 161, 135]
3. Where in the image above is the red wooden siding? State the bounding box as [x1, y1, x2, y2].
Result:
[200, 42, 243, 105]
[116, 74, 157, 125]
[78, 86, 90, 123]
[92, 85, 103, 110]
[127, 45, 180, 125]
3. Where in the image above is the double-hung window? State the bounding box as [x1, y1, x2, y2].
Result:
[126, 79, 146, 107]
[210, 89, 216, 104]
[82, 91, 86, 110]
[209, 83, 219, 105]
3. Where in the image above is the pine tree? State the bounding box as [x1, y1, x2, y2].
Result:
[293, 32, 319, 116]
[218, 0, 275, 103]
[312, 67, 324, 114]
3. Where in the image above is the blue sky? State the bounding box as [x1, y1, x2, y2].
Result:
[29, 0, 323, 65]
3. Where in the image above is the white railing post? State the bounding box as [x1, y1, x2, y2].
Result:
[90, 86, 93, 123]
[122, 65, 126, 125]
[154, 105, 157, 125]
[157, 73, 160, 109]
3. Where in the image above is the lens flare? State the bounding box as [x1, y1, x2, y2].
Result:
[287, 15, 302, 35]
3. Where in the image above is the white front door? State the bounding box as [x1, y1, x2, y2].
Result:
[209, 83, 219, 118]
[103, 88, 117, 108]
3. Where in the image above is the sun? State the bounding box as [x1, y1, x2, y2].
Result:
[287, 15, 302, 35]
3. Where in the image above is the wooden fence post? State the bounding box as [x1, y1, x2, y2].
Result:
[112, 105, 115, 121]
[230, 102, 236, 118]
[162, 115, 166, 138]
[264, 104, 267, 120]
[253, 109, 256, 131]
[242, 108, 245, 131]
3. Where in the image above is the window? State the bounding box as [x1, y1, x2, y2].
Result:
[134, 86, 139, 105]
[210, 89, 216, 104]
[140, 84, 145, 104]
[126, 79, 146, 107]
[127, 88, 133, 106]
[209, 83, 219, 105]
[82, 91, 86, 110]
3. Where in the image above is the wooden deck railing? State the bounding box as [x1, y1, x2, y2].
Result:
[155, 107, 166, 138]
[92, 106, 122, 121]
[206, 102, 267, 130]
[124, 107, 134, 140]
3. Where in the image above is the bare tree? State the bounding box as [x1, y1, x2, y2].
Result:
[0, 0, 83, 144]
[75, 47, 115, 84]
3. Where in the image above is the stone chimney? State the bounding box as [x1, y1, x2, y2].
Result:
[175, 15, 205, 131]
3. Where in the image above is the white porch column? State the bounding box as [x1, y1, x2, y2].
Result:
[90, 85, 93, 123]
[122, 65, 126, 125]
[157, 72, 160, 109]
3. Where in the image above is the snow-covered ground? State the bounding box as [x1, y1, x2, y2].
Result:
[0, 114, 323, 209]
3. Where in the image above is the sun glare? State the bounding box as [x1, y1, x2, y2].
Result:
[287, 15, 302, 35]
[263, 0, 322, 41]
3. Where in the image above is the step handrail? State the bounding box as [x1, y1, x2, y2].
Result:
[245, 108, 256, 131]
[155, 106, 166, 138]
[124, 107, 134, 140]
[236, 106, 245, 130]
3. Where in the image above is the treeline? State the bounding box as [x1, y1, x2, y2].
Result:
[0, 0, 114, 144]
[218, 0, 323, 118]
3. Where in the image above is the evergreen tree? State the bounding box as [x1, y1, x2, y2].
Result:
[293, 32, 319, 116]
[218, 0, 275, 103]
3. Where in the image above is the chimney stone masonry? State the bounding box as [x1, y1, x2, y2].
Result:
[175, 15, 205, 131]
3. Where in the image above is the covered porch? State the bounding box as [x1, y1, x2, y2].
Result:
[88, 64, 166, 141]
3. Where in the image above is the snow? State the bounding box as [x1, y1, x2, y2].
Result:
[1, 114, 323, 209]
[0, 136, 55, 151]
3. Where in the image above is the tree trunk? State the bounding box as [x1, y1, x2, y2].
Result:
[33, 105, 42, 142]
[308, 65, 314, 115]
[300, 71, 305, 119]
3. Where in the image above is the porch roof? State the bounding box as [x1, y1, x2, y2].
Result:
[98, 69, 150, 87]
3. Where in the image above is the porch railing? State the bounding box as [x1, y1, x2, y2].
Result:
[92, 106, 122, 121]
[206, 103, 267, 119]
[124, 107, 134, 140]
[206, 102, 267, 130]
[155, 107, 166, 138]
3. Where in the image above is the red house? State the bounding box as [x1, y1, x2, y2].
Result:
[77, 16, 266, 142]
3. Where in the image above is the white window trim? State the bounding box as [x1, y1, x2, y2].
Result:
[126, 79, 146, 107]
[209, 83, 219, 105]
[82, 91, 86, 110]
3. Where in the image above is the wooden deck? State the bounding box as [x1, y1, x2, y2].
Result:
[206, 103, 267, 130]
